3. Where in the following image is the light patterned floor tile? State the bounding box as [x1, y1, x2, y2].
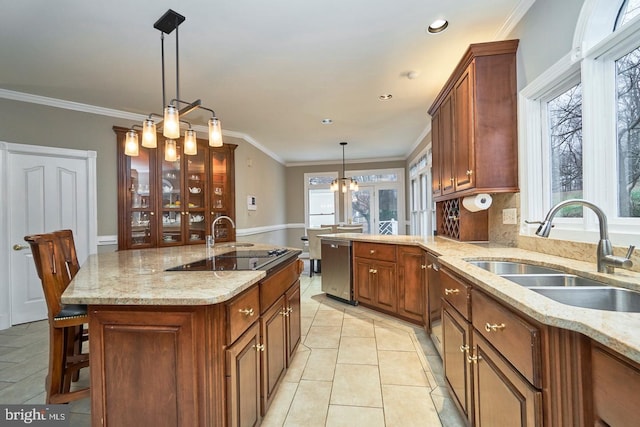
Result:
[330, 364, 382, 407]
[325, 405, 386, 427]
[284, 380, 332, 427]
[302, 348, 338, 381]
[261, 381, 298, 427]
[312, 309, 345, 327]
[374, 323, 416, 351]
[341, 317, 375, 337]
[304, 326, 341, 349]
[337, 337, 378, 365]
[378, 350, 429, 387]
[382, 384, 441, 426]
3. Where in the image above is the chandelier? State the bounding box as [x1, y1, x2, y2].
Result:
[124, 9, 223, 160]
[330, 142, 359, 193]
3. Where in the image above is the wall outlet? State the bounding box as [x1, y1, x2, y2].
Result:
[502, 208, 518, 225]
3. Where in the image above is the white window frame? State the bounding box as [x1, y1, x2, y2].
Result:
[409, 147, 434, 237]
[303, 172, 338, 229]
[344, 167, 406, 234]
[520, 1, 640, 246]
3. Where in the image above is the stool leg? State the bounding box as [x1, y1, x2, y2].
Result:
[46, 327, 65, 404]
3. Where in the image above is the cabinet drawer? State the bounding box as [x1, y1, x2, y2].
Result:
[440, 268, 471, 320]
[354, 242, 397, 261]
[260, 259, 298, 314]
[472, 289, 542, 387]
[227, 286, 260, 344]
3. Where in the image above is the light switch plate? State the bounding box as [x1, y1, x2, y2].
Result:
[503, 208, 517, 225]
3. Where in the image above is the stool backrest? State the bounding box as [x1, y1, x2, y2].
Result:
[24, 233, 68, 320]
[53, 229, 80, 286]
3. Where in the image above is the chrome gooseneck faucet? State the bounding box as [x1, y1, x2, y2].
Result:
[531, 199, 634, 273]
[211, 215, 236, 245]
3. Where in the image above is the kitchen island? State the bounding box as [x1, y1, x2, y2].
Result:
[63, 244, 303, 427]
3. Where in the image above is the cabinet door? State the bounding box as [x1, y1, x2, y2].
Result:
[226, 322, 261, 427]
[453, 63, 475, 191]
[354, 258, 375, 306]
[442, 302, 473, 425]
[440, 95, 455, 195]
[210, 146, 236, 243]
[473, 332, 542, 427]
[373, 261, 397, 313]
[260, 296, 287, 415]
[431, 110, 442, 198]
[397, 246, 425, 323]
[159, 140, 185, 245]
[184, 142, 208, 244]
[285, 282, 301, 366]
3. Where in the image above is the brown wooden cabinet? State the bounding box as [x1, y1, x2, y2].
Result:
[590, 342, 640, 427]
[428, 40, 519, 202]
[354, 242, 398, 315]
[260, 295, 287, 414]
[441, 266, 543, 427]
[115, 126, 236, 250]
[285, 282, 301, 365]
[226, 322, 261, 427]
[443, 300, 474, 425]
[397, 246, 426, 323]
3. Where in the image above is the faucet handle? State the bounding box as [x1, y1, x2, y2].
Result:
[626, 245, 636, 259]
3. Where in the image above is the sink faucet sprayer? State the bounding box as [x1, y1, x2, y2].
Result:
[211, 215, 236, 246]
[527, 199, 634, 273]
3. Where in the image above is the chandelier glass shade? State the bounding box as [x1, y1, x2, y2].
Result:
[331, 142, 358, 193]
[125, 9, 223, 157]
[164, 139, 178, 162]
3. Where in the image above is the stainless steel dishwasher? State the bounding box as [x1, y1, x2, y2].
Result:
[321, 238, 356, 305]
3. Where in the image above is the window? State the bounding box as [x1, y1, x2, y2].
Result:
[547, 83, 583, 217]
[520, 0, 640, 245]
[304, 173, 337, 228]
[615, 46, 640, 217]
[409, 150, 433, 237]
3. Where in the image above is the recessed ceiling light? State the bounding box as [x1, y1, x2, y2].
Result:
[427, 19, 448, 34]
[321, 118, 333, 124]
[379, 94, 393, 100]
[407, 71, 421, 80]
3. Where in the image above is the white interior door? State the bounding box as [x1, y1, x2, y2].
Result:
[5, 145, 96, 325]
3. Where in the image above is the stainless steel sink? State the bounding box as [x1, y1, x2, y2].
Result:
[468, 260, 564, 275]
[500, 274, 605, 287]
[531, 287, 640, 312]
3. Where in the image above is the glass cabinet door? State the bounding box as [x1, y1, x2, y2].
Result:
[185, 144, 207, 243]
[129, 149, 154, 246]
[160, 141, 183, 245]
[211, 150, 231, 242]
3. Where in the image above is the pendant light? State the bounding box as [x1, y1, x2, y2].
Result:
[124, 129, 139, 156]
[164, 139, 178, 162]
[125, 9, 224, 156]
[331, 142, 358, 193]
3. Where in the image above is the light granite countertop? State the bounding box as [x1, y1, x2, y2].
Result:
[61, 243, 300, 306]
[324, 233, 640, 363]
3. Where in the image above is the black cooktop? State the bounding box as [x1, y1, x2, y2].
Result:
[166, 248, 297, 272]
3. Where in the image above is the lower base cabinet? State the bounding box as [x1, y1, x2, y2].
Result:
[226, 322, 261, 427]
[473, 332, 542, 427]
[260, 295, 288, 414]
[443, 301, 473, 425]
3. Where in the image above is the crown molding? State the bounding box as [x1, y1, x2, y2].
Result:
[285, 155, 406, 168]
[493, 0, 536, 40]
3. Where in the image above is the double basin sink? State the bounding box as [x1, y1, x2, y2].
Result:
[469, 260, 640, 313]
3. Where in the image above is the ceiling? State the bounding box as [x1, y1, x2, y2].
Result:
[0, 0, 530, 164]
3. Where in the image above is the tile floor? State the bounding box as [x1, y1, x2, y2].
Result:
[0, 264, 465, 427]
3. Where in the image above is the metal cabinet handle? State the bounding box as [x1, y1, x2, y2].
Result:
[421, 264, 427, 269]
[239, 308, 254, 317]
[444, 288, 460, 295]
[466, 170, 473, 176]
[370, 249, 375, 254]
[279, 309, 290, 317]
[484, 323, 506, 332]
[467, 353, 482, 364]
[459, 345, 469, 353]
[13, 244, 29, 251]
[369, 269, 377, 274]
[254, 344, 265, 352]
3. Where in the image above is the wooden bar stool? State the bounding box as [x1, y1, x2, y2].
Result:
[53, 229, 87, 381]
[24, 233, 90, 404]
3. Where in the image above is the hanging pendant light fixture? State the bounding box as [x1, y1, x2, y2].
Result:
[331, 142, 358, 193]
[164, 139, 178, 162]
[124, 129, 139, 156]
[125, 9, 223, 156]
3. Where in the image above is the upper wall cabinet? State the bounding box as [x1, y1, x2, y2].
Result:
[114, 126, 236, 250]
[428, 40, 519, 202]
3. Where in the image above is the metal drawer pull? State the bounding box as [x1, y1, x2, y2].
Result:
[444, 288, 460, 295]
[287, 307, 294, 314]
[238, 308, 254, 316]
[421, 264, 427, 269]
[369, 269, 377, 274]
[254, 344, 265, 352]
[331, 244, 338, 248]
[279, 309, 290, 317]
[466, 170, 473, 176]
[459, 345, 469, 353]
[484, 323, 506, 332]
[370, 249, 375, 254]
